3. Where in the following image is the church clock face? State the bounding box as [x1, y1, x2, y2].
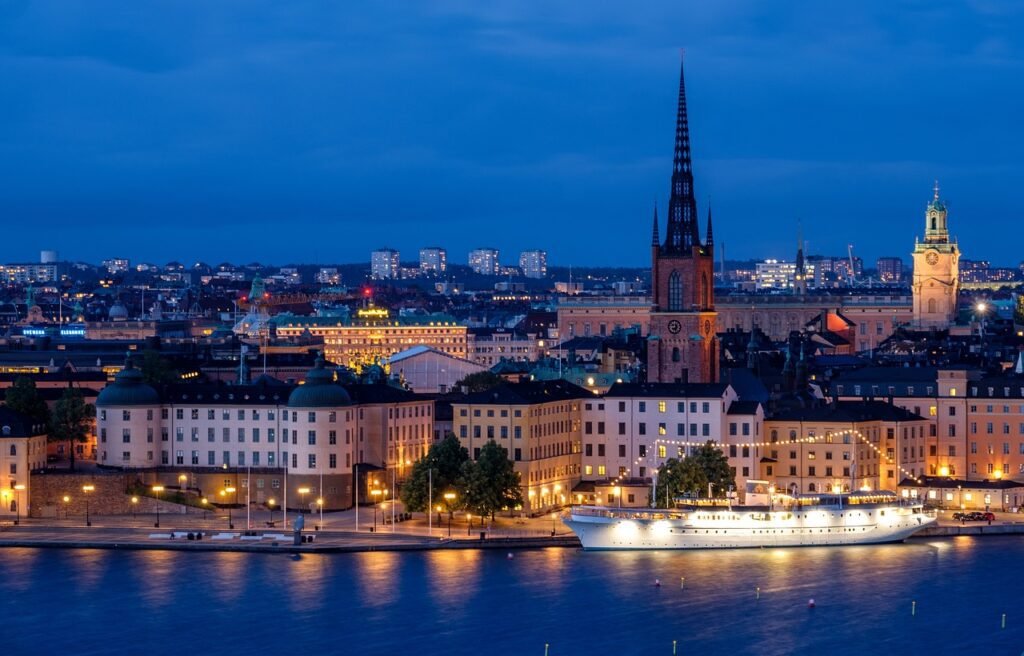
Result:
[925, 251, 939, 266]
[667, 320, 682, 334]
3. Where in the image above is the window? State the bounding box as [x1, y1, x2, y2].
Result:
[329, 454, 336, 469]
[639, 402, 646, 413]
[122, 429, 131, 443]
[618, 445, 626, 457]
[668, 270, 683, 311]
[253, 428, 260, 443]
[308, 431, 317, 445]
[308, 454, 316, 469]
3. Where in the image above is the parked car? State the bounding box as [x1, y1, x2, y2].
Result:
[952, 512, 968, 521]
[980, 512, 996, 522]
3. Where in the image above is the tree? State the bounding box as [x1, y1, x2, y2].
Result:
[50, 387, 95, 472]
[139, 350, 179, 386]
[455, 371, 505, 393]
[3, 377, 50, 425]
[654, 442, 736, 503]
[400, 435, 469, 513]
[460, 440, 523, 520]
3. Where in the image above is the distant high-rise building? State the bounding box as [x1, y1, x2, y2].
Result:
[876, 257, 904, 283]
[316, 267, 341, 285]
[518, 250, 547, 279]
[40, 250, 58, 264]
[468, 248, 500, 275]
[419, 247, 447, 274]
[102, 258, 130, 274]
[0, 263, 58, 284]
[371, 249, 400, 280]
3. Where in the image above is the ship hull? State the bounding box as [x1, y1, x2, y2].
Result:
[565, 505, 935, 551]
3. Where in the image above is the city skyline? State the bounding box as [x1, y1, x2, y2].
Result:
[2, 2, 1023, 266]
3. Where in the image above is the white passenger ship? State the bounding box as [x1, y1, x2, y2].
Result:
[564, 487, 935, 551]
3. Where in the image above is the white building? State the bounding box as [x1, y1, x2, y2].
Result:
[0, 264, 58, 284]
[0, 407, 48, 522]
[419, 247, 447, 274]
[317, 268, 341, 285]
[387, 346, 486, 394]
[468, 248, 500, 275]
[102, 258, 130, 275]
[755, 259, 819, 290]
[371, 249, 400, 280]
[519, 250, 547, 279]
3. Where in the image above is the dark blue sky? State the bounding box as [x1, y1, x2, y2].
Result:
[2, 1, 1022, 268]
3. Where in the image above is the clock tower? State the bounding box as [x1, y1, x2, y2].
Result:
[647, 58, 717, 383]
[911, 182, 959, 328]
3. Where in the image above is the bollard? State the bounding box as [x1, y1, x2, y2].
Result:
[756, 587, 760, 600]
[680, 576, 685, 589]
[911, 601, 916, 616]
[1002, 613, 1006, 629]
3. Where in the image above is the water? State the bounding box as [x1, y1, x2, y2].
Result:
[3, 536, 1024, 655]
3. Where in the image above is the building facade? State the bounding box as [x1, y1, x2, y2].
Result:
[468, 248, 500, 276]
[518, 250, 547, 279]
[419, 247, 447, 274]
[0, 407, 48, 521]
[371, 249, 400, 280]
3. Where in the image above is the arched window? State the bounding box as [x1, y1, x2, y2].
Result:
[931, 216, 936, 230]
[808, 483, 817, 493]
[927, 298, 937, 314]
[668, 270, 683, 311]
[700, 273, 709, 309]
[671, 347, 681, 363]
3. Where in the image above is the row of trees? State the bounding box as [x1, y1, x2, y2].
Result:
[4, 377, 95, 471]
[399, 435, 522, 520]
[654, 442, 735, 506]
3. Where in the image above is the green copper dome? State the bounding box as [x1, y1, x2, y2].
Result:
[96, 360, 160, 407]
[287, 356, 352, 408]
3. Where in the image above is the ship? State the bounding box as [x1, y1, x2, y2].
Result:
[563, 486, 936, 551]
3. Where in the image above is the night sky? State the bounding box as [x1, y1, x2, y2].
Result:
[2, 1, 1022, 267]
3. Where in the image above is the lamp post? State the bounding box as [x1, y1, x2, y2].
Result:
[221, 487, 236, 529]
[200, 497, 209, 521]
[62, 495, 71, 520]
[316, 497, 324, 531]
[443, 491, 456, 537]
[130, 496, 139, 522]
[82, 484, 95, 527]
[613, 485, 621, 508]
[152, 485, 164, 528]
[13, 484, 25, 525]
[370, 488, 382, 532]
[467, 512, 472, 536]
[298, 487, 310, 514]
[178, 473, 188, 491]
[267, 498, 276, 525]
[551, 512, 557, 536]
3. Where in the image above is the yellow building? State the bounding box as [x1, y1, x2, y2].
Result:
[273, 308, 468, 370]
[763, 401, 931, 495]
[452, 380, 589, 514]
[912, 183, 960, 328]
[0, 407, 48, 521]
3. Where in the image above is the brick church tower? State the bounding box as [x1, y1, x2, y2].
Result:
[647, 59, 717, 383]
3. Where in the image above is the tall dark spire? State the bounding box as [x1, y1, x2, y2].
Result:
[662, 55, 701, 255]
[705, 203, 714, 248]
[651, 203, 660, 247]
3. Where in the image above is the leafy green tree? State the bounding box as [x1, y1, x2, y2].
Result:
[50, 388, 96, 471]
[139, 350, 179, 385]
[3, 377, 50, 425]
[400, 435, 469, 513]
[455, 371, 505, 393]
[654, 442, 736, 503]
[460, 440, 523, 520]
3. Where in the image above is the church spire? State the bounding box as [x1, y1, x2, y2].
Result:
[662, 54, 701, 255]
[651, 203, 660, 247]
[704, 203, 714, 248]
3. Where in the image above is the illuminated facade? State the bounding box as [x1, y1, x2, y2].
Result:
[418, 247, 447, 274]
[370, 249, 400, 280]
[468, 248, 500, 275]
[273, 309, 468, 370]
[0, 407, 48, 521]
[518, 250, 547, 279]
[912, 183, 960, 328]
[452, 381, 587, 513]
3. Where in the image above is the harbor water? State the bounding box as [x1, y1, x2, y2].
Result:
[3, 536, 1023, 655]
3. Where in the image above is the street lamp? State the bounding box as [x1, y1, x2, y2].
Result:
[467, 512, 472, 536]
[152, 485, 165, 528]
[316, 497, 324, 530]
[443, 492, 456, 537]
[82, 484, 95, 527]
[178, 473, 188, 490]
[298, 486, 311, 513]
[13, 484, 25, 525]
[130, 496, 139, 522]
[62, 495, 71, 520]
[370, 488, 382, 532]
[267, 498, 276, 525]
[221, 487, 236, 529]
[612, 485, 621, 508]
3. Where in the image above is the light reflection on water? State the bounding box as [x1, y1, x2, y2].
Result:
[1, 538, 1023, 655]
